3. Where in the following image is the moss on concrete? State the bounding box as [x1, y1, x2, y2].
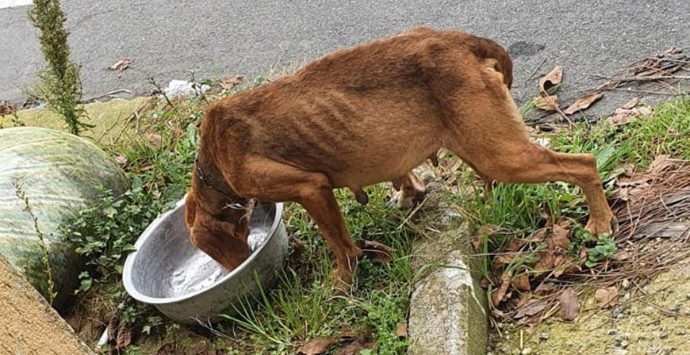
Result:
[491, 260, 690, 354]
[0, 97, 150, 143]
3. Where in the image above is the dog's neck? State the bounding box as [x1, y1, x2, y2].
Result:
[193, 151, 248, 211]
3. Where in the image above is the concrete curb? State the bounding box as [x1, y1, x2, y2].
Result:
[408, 225, 489, 355]
[0, 255, 93, 355]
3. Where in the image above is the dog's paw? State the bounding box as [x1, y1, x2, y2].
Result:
[330, 268, 354, 295]
[585, 215, 618, 237]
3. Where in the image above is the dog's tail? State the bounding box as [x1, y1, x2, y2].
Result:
[469, 37, 514, 89]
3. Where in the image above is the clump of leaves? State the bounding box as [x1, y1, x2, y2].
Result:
[29, 0, 91, 135]
[64, 181, 163, 293]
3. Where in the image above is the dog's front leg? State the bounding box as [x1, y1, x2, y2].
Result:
[235, 157, 363, 292]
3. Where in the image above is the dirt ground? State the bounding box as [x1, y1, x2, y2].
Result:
[492, 257, 690, 355]
[0, 255, 92, 355]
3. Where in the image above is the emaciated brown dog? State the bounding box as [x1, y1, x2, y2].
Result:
[184, 27, 615, 289]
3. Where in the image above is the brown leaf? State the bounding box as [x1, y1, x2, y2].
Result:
[361, 240, 393, 263]
[539, 65, 563, 94]
[116, 324, 132, 349]
[533, 95, 560, 112]
[595, 286, 619, 309]
[648, 155, 673, 175]
[514, 298, 549, 319]
[109, 59, 132, 72]
[144, 133, 162, 147]
[107, 318, 118, 341]
[491, 272, 513, 307]
[534, 250, 556, 275]
[220, 75, 244, 89]
[395, 322, 408, 338]
[298, 338, 336, 355]
[336, 340, 366, 355]
[550, 220, 571, 250]
[114, 154, 128, 166]
[563, 92, 604, 115]
[606, 108, 636, 126]
[622, 97, 639, 110]
[505, 238, 526, 252]
[529, 228, 548, 243]
[511, 274, 531, 292]
[534, 282, 557, 295]
[0, 101, 14, 116]
[558, 287, 581, 321]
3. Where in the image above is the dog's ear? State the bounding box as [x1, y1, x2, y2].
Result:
[189, 209, 251, 271]
[184, 193, 198, 229]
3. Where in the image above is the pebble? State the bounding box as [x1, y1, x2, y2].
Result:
[538, 332, 549, 341]
[608, 329, 618, 336]
[620, 340, 629, 349]
[677, 329, 687, 336]
[622, 279, 630, 289]
[521, 348, 532, 355]
[613, 349, 627, 355]
[685, 292, 690, 300]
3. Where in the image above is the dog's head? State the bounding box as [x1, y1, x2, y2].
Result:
[184, 174, 253, 271]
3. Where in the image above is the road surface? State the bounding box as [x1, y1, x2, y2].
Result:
[1, 0, 688, 116]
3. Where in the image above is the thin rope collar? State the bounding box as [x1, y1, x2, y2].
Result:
[194, 151, 247, 210]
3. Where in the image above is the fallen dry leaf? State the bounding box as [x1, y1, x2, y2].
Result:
[0, 101, 14, 116]
[529, 227, 548, 243]
[298, 338, 336, 355]
[606, 105, 652, 126]
[534, 250, 556, 276]
[395, 322, 408, 338]
[533, 95, 560, 112]
[109, 59, 132, 71]
[220, 75, 244, 89]
[563, 92, 604, 115]
[144, 133, 162, 147]
[534, 282, 557, 295]
[539, 65, 563, 94]
[606, 108, 635, 126]
[107, 318, 117, 341]
[622, 97, 639, 110]
[491, 272, 513, 307]
[336, 340, 366, 355]
[511, 274, 531, 292]
[558, 287, 581, 321]
[550, 220, 571, 250]
[114, 154, 128, 166]
[649, 155, 673, 175]
[595, 286, 619, 309]
[108, 59, 132, 78]
[514, 298, 549, 319]
[115, 324, 132, 349]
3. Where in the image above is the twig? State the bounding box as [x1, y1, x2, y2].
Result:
[83, 89, 133, 103]
[594, 74, 690, 83]
[602, 88, 685, 96]
[523, 57, 549, 88]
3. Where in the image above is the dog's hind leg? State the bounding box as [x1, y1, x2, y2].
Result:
[391, 171, 426, 208]
[452, 135, 615, 235]
[231, 156, 362, 291]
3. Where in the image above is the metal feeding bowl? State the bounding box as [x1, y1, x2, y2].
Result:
[122, 198, 288, 324]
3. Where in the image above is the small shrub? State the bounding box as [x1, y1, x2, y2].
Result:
[29, 0, 90, 135]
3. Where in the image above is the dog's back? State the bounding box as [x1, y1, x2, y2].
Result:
[202, 27, 515, 189]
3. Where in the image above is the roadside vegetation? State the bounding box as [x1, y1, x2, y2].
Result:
[2, 68, 687, 353]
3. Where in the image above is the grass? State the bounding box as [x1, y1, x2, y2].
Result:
[7, 73, 687, 353]
[452, 96, 690, 301]
[25, 82, 427, 353]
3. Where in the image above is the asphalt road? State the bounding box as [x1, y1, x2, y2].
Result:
[1, 0, 689, 116]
